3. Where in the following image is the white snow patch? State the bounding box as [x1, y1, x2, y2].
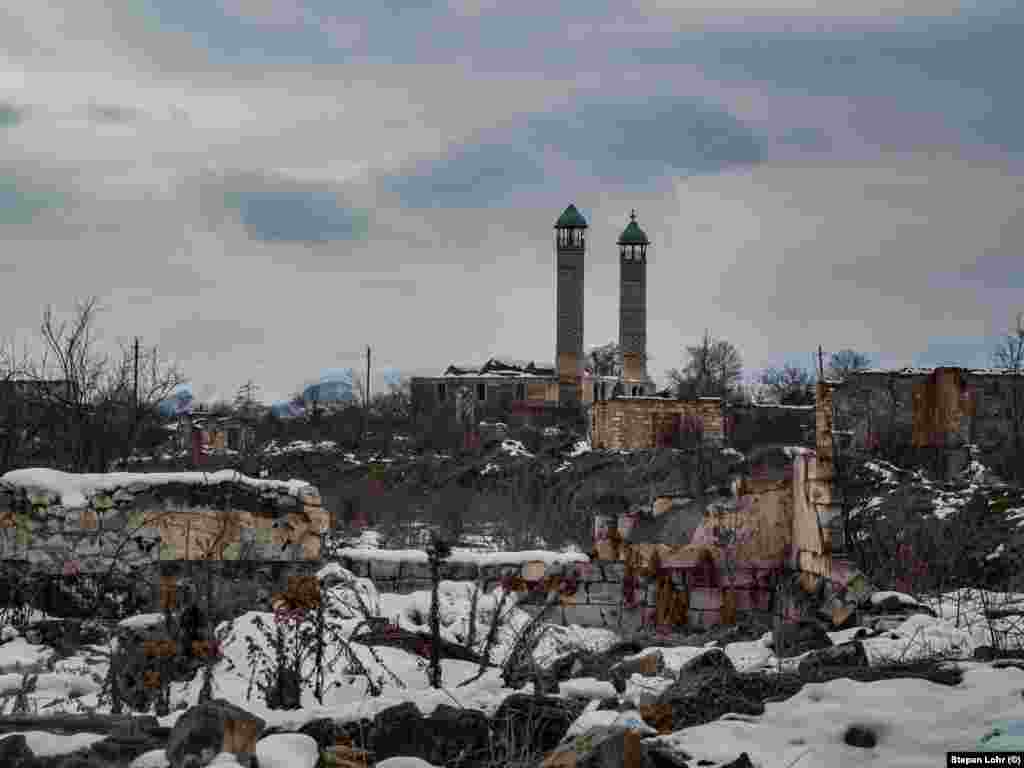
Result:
[1, 468, 313, 509]
[5, 731, 107, 756]
[256, 733, 319, 768]
[987, 543, 1007, 561]
[646, 664, 1024, 768]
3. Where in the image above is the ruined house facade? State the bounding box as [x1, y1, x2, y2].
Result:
[830, 367, 1024, 474]
[411, 204, 656, 429]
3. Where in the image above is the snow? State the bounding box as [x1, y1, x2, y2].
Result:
[565, 708, 658, 739]
[375, 759, 443, 768]
[986, 543, 1006, 561]
[336, 548, 588, 567]
[500, 439, 534, 458]
[647, 663, 1024, 767]
[256, 733, 319, 768]
[4, 731, 108, 756]
[558, 677, 618, 699]
[869, 591, 920, 607]
[0, 635, 55, 673]
[1, 468, 313, 509]
[130, 751, 171, 768]
[569, 440, 591, 457]
[262, 439, 339, 456]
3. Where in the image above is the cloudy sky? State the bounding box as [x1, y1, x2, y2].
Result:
[1, 1, 1021, 404]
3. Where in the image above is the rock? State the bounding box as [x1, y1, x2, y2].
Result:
[678, 648, 735, 679]
[296, 718, 338, 750]
[642, 740, 693, 767]
[610, 651, 667, 693]
[798, 640, 869, 679]
[0, 734, 35, 768]
[656, 658, 767, 731]
[974, 645, 997, 662]
[771, 620, 832, 658]
[844, 724, 878, 748]
[165, 699, 266, 768]
[368, 702, 490, 767]
[720, 754, 755, 768]
[540, 725, 649, 768]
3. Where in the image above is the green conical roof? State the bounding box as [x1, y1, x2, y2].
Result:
[554, 204, 588, 229]
[617, 210, 649, 245]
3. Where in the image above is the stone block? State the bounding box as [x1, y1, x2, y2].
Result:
[604, 563, 626, 583]
[560, 602, 620, 628]
[586, 582, 622, 606]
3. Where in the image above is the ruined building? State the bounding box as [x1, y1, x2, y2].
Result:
[830, 366, 1024, 476]
[411, 205, 656, 428]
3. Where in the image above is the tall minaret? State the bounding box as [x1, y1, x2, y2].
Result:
[618, 209, 649, 393]
[554, 204, 587, 405]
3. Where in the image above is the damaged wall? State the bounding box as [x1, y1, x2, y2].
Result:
[831, 367, 1024, 473]
[0, 475, 329, 572]
[591, 397, 724, 450]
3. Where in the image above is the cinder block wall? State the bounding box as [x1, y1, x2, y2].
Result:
[591, 398, 724, 450]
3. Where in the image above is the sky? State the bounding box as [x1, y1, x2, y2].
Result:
[1, 1, 1021, 405]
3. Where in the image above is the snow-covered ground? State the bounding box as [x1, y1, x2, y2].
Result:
[3, 575, 1024, 766]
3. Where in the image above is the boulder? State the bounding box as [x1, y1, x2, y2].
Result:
[797, 640, 869, 679]
[366, 702, 491, 767]
[540, 726, 648, 768]
[771, 620, 832, 658]
[656, 654, 768, 731]
[165, 699, 265, 768]
[677, 648, 735, 679]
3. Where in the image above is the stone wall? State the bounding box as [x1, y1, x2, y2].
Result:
[0, 471, 328, 573]
[591, 397, 724, 451]
[726, 403, 815, 452]
[831, 368, 1024, 471]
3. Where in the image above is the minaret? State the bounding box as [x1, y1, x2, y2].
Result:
[554, 204, 587, 405]
[618, 209, 649, 394]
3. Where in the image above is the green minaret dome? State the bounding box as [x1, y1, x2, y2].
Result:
[617, 209, 649, 245]
[555, 204, 588, 228]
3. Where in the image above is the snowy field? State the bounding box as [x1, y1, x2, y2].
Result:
[2, 574, 1024, 766]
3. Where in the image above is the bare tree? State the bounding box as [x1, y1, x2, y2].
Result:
[666, 330, 743, 400]
[826, 349, 871, 381]
[758, 364, 815, 405]
[31, 298, 184, 471]
[993, 313, 1024, 480]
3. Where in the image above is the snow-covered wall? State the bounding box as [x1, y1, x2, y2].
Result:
[0, 469, 328, 572]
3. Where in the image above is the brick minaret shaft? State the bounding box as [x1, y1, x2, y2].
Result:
[618, 209, 649, 386]
[555, 204, 588, 405]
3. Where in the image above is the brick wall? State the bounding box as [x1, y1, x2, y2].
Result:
[591, 397, 724, 450]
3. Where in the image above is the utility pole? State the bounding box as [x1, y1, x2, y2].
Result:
[364, 346, 372, 442]
[818, 345, 825, 380]
[132, 337, 140, 457]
